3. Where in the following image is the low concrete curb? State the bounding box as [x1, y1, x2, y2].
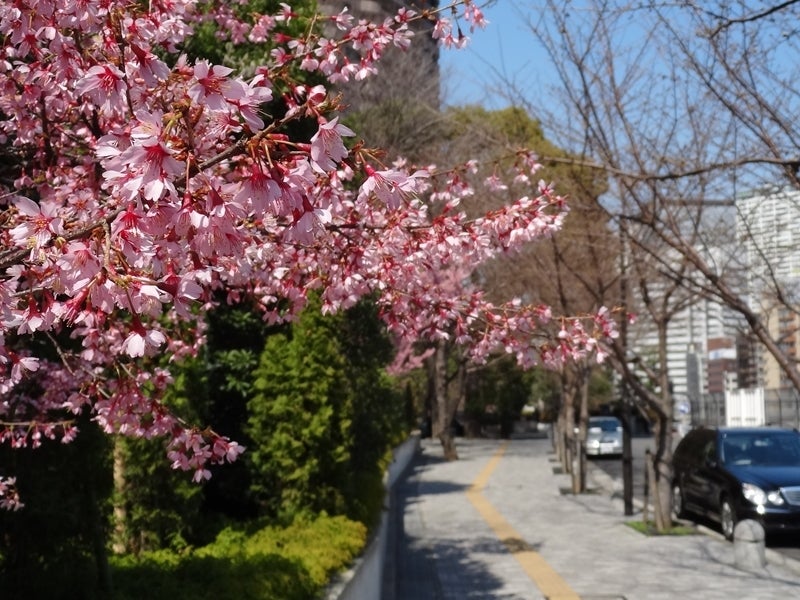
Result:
[325, 433, 421, 600]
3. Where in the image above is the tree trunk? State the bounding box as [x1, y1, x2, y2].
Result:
[651, 413, 676, 529]
[653, 322, 675, 531]
[621, 391, 634, 516]
[619, 232, 634, 516]
[562, 379, 575, 475]
[89, 485, 113, 596]
[555, 405, 567, 467]
[431, 340, 459, 461]
[111, 438, 129, 555]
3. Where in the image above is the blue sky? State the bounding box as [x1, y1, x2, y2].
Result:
[438, 2, 548, 108]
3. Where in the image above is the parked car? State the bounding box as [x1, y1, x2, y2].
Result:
[672, 426, 800, 540]
[586, 416, 623, 457]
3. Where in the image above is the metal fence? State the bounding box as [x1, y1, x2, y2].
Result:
[691, 389, 800, 429]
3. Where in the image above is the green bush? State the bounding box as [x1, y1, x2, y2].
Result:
[111, 514, 366, 600]
[246, 295, 406, 525]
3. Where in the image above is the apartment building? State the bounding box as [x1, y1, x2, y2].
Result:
[629, 291, 745, 408]
[736, 187, 800, 391]
[318, 1, 441, 106]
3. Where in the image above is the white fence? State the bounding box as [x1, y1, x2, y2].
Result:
[694, 388, 800, 428]
[725, 388, 766, 427]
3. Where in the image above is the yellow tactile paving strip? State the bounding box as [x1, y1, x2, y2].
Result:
[465, 442, 581, 600]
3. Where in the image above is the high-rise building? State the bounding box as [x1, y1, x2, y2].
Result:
[736, 187, 800, 391]
[628, 184, 800, 417]
[318, 1, 441, 109]
[629, 292, 743, 406]
[626, 201, 756, 420]
[737, 187, 800, 299]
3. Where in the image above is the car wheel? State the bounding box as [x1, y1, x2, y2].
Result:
[720, 497, 736, 541]
[672, 483, 687, 520]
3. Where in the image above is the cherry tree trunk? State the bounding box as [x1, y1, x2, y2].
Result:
[652, 322, 675, 530]
[555, 408, 567, 468]
[111, 439, 130, 555]
[573, 373, 590, 494]
[431, 340, 459, 461]
[561, 380, 576, 475]
[651, 416, 674, 530]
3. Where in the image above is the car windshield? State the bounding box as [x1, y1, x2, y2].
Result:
[720, 431, 800, 467]
[590, 419, 620, 432]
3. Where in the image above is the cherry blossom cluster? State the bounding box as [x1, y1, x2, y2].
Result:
[0, 476, 22, 511]
[0, 0, 616, 507]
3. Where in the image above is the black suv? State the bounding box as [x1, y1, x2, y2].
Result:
[672, 427, 800, 540]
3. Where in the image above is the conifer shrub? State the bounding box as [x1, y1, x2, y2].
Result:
[246, 295, 406, 526]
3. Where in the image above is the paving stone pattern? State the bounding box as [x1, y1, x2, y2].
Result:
[385, 437, 800, 600]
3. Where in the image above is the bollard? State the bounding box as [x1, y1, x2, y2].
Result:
[733, 519, 766, 570]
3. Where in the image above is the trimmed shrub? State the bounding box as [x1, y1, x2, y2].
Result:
[111, 514, 366, 600]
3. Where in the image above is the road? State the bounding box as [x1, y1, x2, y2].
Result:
[589, 434, 800, 563]
[589, 435, 652, 505]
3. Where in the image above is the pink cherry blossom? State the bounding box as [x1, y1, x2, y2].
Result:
[75, 64, 127, 111]
[189, 61, 242, 111]
[121, 326, 167, 358]
[463, 2, 489, 32]
[310, 117, 355, 173]
[0, 477, 23, 511]
[0, 0, 618, 508]
[359, 165, 429, 209]
[10, 196, 64, 252]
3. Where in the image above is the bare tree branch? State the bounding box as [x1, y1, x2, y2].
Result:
[703, 0, 800, 38]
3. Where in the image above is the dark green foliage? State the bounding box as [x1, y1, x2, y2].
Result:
[247, 296, 406, 524]
[337, 300, 407, 523]
[0, 414, 112, 599]
[201, 303, 273, 520]
[111, 514, 366, 600]
[466, 355, 532, 437]
[179, 1, 320, 71]
[114, 435, 205, 553]
[247, 297, 354, 518]
[111, 352, 214, 553]
[205, 302, 273, 424]
[112, 305, 273, 551]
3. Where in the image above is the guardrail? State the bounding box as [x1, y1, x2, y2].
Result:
[325, 433, 420, 600]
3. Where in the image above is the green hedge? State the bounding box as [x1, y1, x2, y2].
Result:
[111, 514, 366, 600]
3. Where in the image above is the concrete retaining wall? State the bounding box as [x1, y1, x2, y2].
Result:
[325, 434, 420, 600]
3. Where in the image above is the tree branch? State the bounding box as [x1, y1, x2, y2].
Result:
[538, 153, 800, 184]
[705, 0, 800, 38]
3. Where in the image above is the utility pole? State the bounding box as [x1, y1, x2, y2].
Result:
[621, 381, 634, 516]
[620, 228, 634, 516]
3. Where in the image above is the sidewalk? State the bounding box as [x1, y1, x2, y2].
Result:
[384, 437, 800, 599]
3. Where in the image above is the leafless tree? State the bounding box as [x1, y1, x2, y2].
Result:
[504, 0, 800, 529]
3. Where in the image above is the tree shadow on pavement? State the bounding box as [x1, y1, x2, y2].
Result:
[393, 535, 533, 600]
[386, 453, 533, 600]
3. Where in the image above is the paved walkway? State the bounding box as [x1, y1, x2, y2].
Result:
[384, 437, 800, 599]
